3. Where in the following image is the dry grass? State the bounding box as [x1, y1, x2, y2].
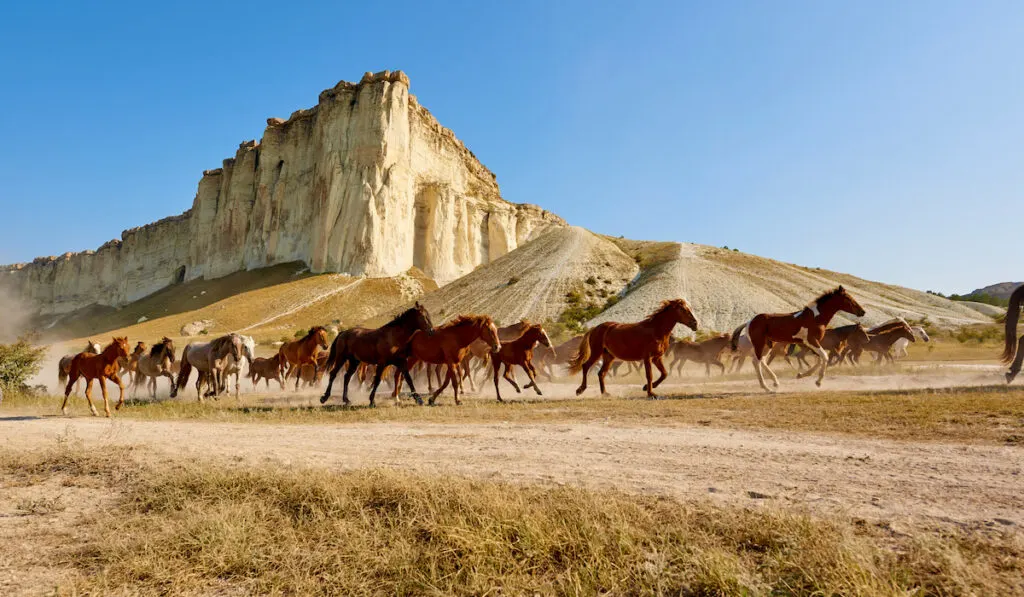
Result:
[7, 385, 1024, 445]
[2, 447, 1020, 596]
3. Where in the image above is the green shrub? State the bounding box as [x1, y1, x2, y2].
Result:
[0, 335, 47, 395]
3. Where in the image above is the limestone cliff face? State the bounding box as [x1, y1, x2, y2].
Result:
[1, 71, 565, 314]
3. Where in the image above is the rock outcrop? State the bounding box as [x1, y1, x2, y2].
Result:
[1, 71, 565, 315]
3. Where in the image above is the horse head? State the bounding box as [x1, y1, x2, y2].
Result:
[481, 317, 501, 353]
[311, 327, 329, 350]
[85, 340, 101, 354]
[411, 302, 434, 335]
[535, 324, 553, 349]
[825, 286, 866, 318]
[111, 337, 130, 359]
[850, 324, 870, 346]
[663, 298, 698, 332]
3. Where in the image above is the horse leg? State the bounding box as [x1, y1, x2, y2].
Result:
[1007, 336, 1024, 384]
[713, 359, 726, 375]
[810, 343, 830, 387]
[639, 358, 657, 398]
[62, 371, 80, 415]
[110, 373, 125, 412]
[502, 364, 521, 393]
[338, 358, 358, 406]
[596, 353, 614, 396]
[452, 364, 463, 406]
[366, 364, 389, 408]
[98, 376, 112, 417]
[491, 358, 503, 402]
[650, 355, 669, 389]
[524, 362, 543, 395]
[84, 378, 100, 416]
[429, 365, 453, 406]
[574, 347, 602, 397]
[397, 364, 422, 406]
[751, 344, 775, 393]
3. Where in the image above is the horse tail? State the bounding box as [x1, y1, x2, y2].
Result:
[567, 330, 595, 374]
[730, 323, 746, 351]
[324, 332, 343, 373]
[176, 345, 193, 390]
[1002, 286, 1024, 364]
[57, 359, 68, 387]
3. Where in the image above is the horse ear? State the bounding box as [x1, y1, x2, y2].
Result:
[838, 285, 845, 291]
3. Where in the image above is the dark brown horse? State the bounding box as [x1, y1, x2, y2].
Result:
[570, 299, 698, 398]
[459, 320, 532, 390]
[840, 320, 912, 365]
[490, 323, 552, 401]
[61, 337, 130, 417]
[320, 303, 434, 407]
[403, 315, 501, 405]
[668, 334, 731, 376]
[280, 327, 329, 390]
[1004, 285, 1024, 384]
[730, 286, 865, 392]
[788, 324, 870, 370]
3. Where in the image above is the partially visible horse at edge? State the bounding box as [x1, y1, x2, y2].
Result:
[1003, 284, 1024, 384]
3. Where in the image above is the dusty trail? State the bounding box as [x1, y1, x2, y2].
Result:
[2, 413, 1020, 533]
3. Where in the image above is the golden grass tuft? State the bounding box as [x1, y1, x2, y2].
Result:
[0, 454, 999, 596]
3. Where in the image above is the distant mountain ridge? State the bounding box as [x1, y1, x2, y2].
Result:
[966, 282, 1022, 301]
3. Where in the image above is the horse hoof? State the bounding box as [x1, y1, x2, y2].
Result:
[319, 394, 330, 404]
[815, 380, 822, 387]
[575, 388, 585, 396]
[61, 407, 68, 416]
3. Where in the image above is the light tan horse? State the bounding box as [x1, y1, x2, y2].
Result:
[280, 327, 329, 391]
[57, 340, 101, 394]
[133, 338, 177, 399]
[570, 299, 698, 398]
[61, 337, 130, 417]
[176, 334, 244, 399]
[221, 335, 256, 397]
[668, 334, 731, 377]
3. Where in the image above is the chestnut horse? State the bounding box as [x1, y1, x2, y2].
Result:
[133, 337, 177, 399]
[61, 337, 130, 417]
[490, 323, 553, 401]
[250, 353, 287, 390]
[402, 315, 501, 406]
[731, 286, 865, 392]
[320, 303, 434, 407]
[668, 334, 731, 377]
[459, 320, 533, 390]
[1004, 285, 1024, 384]
[57, 340, 101, 393]
[840, 320, 913, 365]
[280, 327, 329, 390]
[570, 299, 698, 398]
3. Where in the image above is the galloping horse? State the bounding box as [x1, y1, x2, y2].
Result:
[402, 315, 502, 405]
[570, 298, 698, 398]
[893, 325, 930, 359]
[668, 334, 731, 377]
[133, 337, 177, 399]
[841, 320, 914, 365]
[863, 324, 916, 364]
[61, 337, 130, 417]
[57, 340, 101, 393]
[731, 286, 865, 392]
[221, 335, 256, 397]
[788, 324, 870, 370]
[459, 320, 532, 390]
[176, 334, 244, 399]
[123, 341, 147, 385]
[320, 303, 434, 407]
[490, 323, 552, 401]
[1003, 284, 1024, 383]
[250, 353, 287, 390]
[280, 327, 329, 390]
[534, 335, 582, 382]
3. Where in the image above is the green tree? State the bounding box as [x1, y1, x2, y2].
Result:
[0, 335, 47, 395]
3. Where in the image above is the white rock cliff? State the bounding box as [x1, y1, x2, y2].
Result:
[1, 71, 565, 314]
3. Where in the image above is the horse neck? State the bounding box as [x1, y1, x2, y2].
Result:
[648, 308, 681, 337]
[812, 298, 846, 325]
[100, 344, 123, 364]
[453, 321, 488, 347]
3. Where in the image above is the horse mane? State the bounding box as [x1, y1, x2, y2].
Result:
[649, 299, 685, 320]
[300, 326, 326, 341]
[869, 320, 910, 334]
[209, 334, 237, 353]
[387, 306, 425, 327]
[814, 286, 847, 306]
[438, 314, 492, 330]
[150, 337, 175, 361]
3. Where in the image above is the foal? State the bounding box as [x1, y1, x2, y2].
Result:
[61, 337, 130, 417]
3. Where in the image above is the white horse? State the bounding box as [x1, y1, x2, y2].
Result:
[221, 335, 256, 397]
[892, 325, 930, 359]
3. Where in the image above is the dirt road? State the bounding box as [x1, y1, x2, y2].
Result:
[2, 413, 1020, 532]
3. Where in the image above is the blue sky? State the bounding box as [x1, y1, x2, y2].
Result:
[1, 1, 1020, 294]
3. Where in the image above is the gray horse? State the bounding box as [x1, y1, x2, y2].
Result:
[176, 334, 243, 399]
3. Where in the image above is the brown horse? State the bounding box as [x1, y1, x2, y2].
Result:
[490, 323, 553, 401]
[788, 324, 870, 370]
[292, 352, 329, 388]
[570, 299, 698, 398]
[280, 327, 329, 390]
[402, 314, 501, 405]
[840, 320, 912, 365]
[534, 334, 582, 382]
[61, 337, 130, 417]
[133, 338, 177, 399]
[731, 286, 865, 392]
[459, 320, 533, 390]
[1004, 285, 1024, 384]
[857, 323, 916, 365]
[176, 334, 244, 399]
[250, 353, 287, 390]
[668, 334, 731, 376]
[57, 340, 101, 393]
[320, 303, 434, 407]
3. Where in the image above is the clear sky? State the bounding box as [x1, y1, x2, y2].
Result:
[1, 1, 1020, 294]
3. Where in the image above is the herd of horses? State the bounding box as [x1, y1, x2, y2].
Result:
[56, 284, 1024, 416]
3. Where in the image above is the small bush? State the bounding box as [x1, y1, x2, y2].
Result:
[585, 276, 597, 286]
[507, 276, 519, 285]
[0, 335, 46, 396]
[564, 290, 583, 305]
